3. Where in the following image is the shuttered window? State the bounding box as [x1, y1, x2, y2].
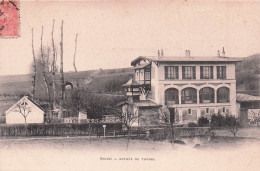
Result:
[182, 66, 196, 79]
[200, 66, 213, 79]
[165, 66, 179, 79]
[217, 66, 226, 79]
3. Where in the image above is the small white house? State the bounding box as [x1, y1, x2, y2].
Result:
[5, 96, 45, 124]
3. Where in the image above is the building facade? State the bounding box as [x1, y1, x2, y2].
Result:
[123, 50, 241, 124]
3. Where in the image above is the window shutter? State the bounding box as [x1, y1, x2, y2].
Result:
[223, 67, 226, 79]
[217, 66, 219, 79]
[200, 66, 203, 79]
[165, 66, 168, 79]
[192, 66, 196, 79]
[176, 67, 179, 79]
[182, 66, 185, 79]
[210, 66, 213, 79]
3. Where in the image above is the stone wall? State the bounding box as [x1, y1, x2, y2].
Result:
[148, 127, 211, 141]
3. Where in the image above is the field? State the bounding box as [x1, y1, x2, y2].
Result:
[0, 128, 260, 171]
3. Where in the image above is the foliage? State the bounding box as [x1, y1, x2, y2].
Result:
[210, 113, 239, 137]
[236, 54, 260, 94]
[236, 71, 259, 90]
[210, 113, 226, 127]
[198, 117, 210, 127]
[187, 122, 198, 127]
[66, 90, 126, 119]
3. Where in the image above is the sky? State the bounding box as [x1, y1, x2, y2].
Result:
[0, 0, 259, 76]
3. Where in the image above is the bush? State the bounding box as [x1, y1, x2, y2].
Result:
[210, 113, 226, 127]
[187, 122, 198, 127]
[210, 113, 240, 137]
[198, 117, 209, 127]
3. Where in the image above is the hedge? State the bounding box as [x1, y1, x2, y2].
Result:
[0, 123, 122, 136]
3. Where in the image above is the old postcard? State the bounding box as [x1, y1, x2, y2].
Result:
[0, 0, 260, 171]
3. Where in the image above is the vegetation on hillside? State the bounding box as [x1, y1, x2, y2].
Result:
[236, 54, 260, 95]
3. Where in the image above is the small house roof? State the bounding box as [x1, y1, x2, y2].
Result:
[5, 96, 45, 114]
[237, 93, 260, 102]
[134, 100, 161, 108]
[122, 78, 141, 87]
[131, 56, 242, 66]
[116, 100, 161, 108]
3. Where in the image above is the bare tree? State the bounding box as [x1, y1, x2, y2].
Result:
[31, 28, 37, 100]
[225, 114, 239, 137]
[73, 33, 79, 88]
[120, 103, 139, 136]
[14, 101, 32, 124]
[39, 26, 53, 121]
[159, 105, 175, 143]
[72, 33, 82, 117]
[58, 20, 65, 121]
[51, 20, 57, 104]
[14, 99, 32, 135]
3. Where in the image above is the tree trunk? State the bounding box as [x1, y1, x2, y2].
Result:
[24, 117, 28, 136]
[51, 19, 56, 105]
[59, 20, 65, 121]
[31, 28, 36, 100]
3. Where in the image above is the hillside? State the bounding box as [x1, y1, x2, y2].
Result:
[0, 54, 259, 97]
[0, 67, 133, 97]
[236, 54, 260, 96]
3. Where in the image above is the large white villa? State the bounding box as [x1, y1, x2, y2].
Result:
[122, 49, 241, 125]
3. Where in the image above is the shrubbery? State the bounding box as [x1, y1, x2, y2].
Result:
[0, 123, 122, 136]
[211, 114, 226, 127]
[198, 117, 209, 127]
[210, 113, 239, 128]
[210, 113, 239, 136]
[187, 122, 198, 127]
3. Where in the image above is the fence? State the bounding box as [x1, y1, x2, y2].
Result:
[0, 123, 122, 136]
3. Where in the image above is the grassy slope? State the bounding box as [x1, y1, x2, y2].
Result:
[236, 54, 260, 96]
[0, 67, 133, 96]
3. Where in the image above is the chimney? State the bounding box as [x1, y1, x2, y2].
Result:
[222, 47, 225, 57]
[158, 50, 160, 58]
[161, 49, 164, 57]
[185, 50, 190, 58]
[217, 50, 220, 57]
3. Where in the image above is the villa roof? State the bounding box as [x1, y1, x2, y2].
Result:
[131, 56, 242, 66]
[237, 93, 260, 102]
[133, 63, 150, 69]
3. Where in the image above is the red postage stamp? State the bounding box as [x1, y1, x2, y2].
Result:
[0, 0, 19, 38]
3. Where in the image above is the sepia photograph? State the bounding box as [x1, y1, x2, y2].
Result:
[0, 0, 260, 170]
